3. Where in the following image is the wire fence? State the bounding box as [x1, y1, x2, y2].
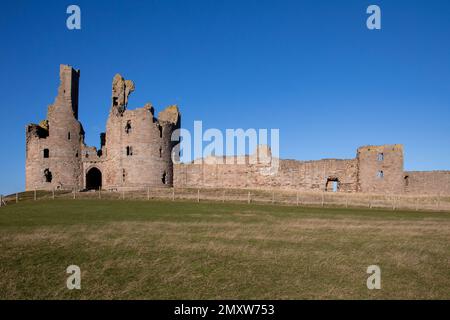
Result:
[1, 187, 450, 212]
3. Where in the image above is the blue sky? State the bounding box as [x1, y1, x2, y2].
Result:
[0, 0, 449, 195]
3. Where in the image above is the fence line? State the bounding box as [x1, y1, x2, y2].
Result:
[1, 187, 450, 212]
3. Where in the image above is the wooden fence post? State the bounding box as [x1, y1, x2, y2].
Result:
[345, 193, 348, 208]
[197, 189, 200, 203]
[52, 188, 55, 200]
[321, 192, 325, 207]
[222, 189, 225, 203]
[369, 195, 372, 209]
[296, 192, 299, 206]
[272, 191, 275, 204]
[122, 190, 125, 200]
[392, 196, 396, 211]
[34, 189, 37, 201]
[147, 187, 150, 200]
[437, 194, 441, 210]
[99, 188, 101, 199]
[415, 197, 419, 211]
[248, 191, 251, 204]
[172, 188, 175, 201]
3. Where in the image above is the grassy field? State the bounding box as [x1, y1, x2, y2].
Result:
[0, 199, 449, 299]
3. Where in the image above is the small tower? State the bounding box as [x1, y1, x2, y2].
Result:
[357, 144, 404, 194]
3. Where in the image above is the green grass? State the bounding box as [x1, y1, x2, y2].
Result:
[1, 199, 449, 299]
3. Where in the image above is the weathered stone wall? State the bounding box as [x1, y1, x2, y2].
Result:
[174, 144, 450, 195]
[26, 65, 84, 191]
[404, 171, 450, 195]
[174, 148, 359, 192]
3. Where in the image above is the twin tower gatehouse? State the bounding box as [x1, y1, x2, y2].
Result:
[26, 65, 180, 191]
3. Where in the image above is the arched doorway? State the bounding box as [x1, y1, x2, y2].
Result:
[326, 177, 340, 192]
[86, 167, 102, 190]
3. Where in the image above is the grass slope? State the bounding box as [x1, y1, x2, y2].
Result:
[0, 200, 449, 299]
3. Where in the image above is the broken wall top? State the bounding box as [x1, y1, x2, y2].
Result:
[109, 74, 180, 127]
[111, 74, 135, 115]
[46, 64, 80, 121]
[158, 105, 180, 126]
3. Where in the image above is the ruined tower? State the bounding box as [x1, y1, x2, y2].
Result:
[102, 74, 181, 190]
[26, 65, 84, 191]
[356, 144, 404, 194]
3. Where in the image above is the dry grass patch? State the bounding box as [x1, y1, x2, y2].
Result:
[0, 200, 449, 299]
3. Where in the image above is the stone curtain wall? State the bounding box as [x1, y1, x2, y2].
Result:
[277, 159, 358, 192]
[404, 171, 450, 195]
[174, 145, 450, 195]
[174, 154, 359, 192]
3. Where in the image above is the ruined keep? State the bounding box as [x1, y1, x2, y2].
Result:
[26, 65, 180, 191]
[26, 65, 450, 195]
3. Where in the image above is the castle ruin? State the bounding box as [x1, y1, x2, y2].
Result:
[26, 65, 180, 191]
[26, 65, 450, 195]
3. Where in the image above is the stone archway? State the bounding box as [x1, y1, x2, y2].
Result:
[86, 167, 102, 190]
[326, 177, 340, 192]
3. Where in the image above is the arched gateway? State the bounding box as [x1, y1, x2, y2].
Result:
[326, 177, 340, 192]
[86, 167, 102, 190]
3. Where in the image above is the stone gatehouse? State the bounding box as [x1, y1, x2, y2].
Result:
[26, 65, 450, 195]
[26, 65, 180, 191]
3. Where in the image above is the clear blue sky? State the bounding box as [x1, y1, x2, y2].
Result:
[1, 0, 449, 195]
